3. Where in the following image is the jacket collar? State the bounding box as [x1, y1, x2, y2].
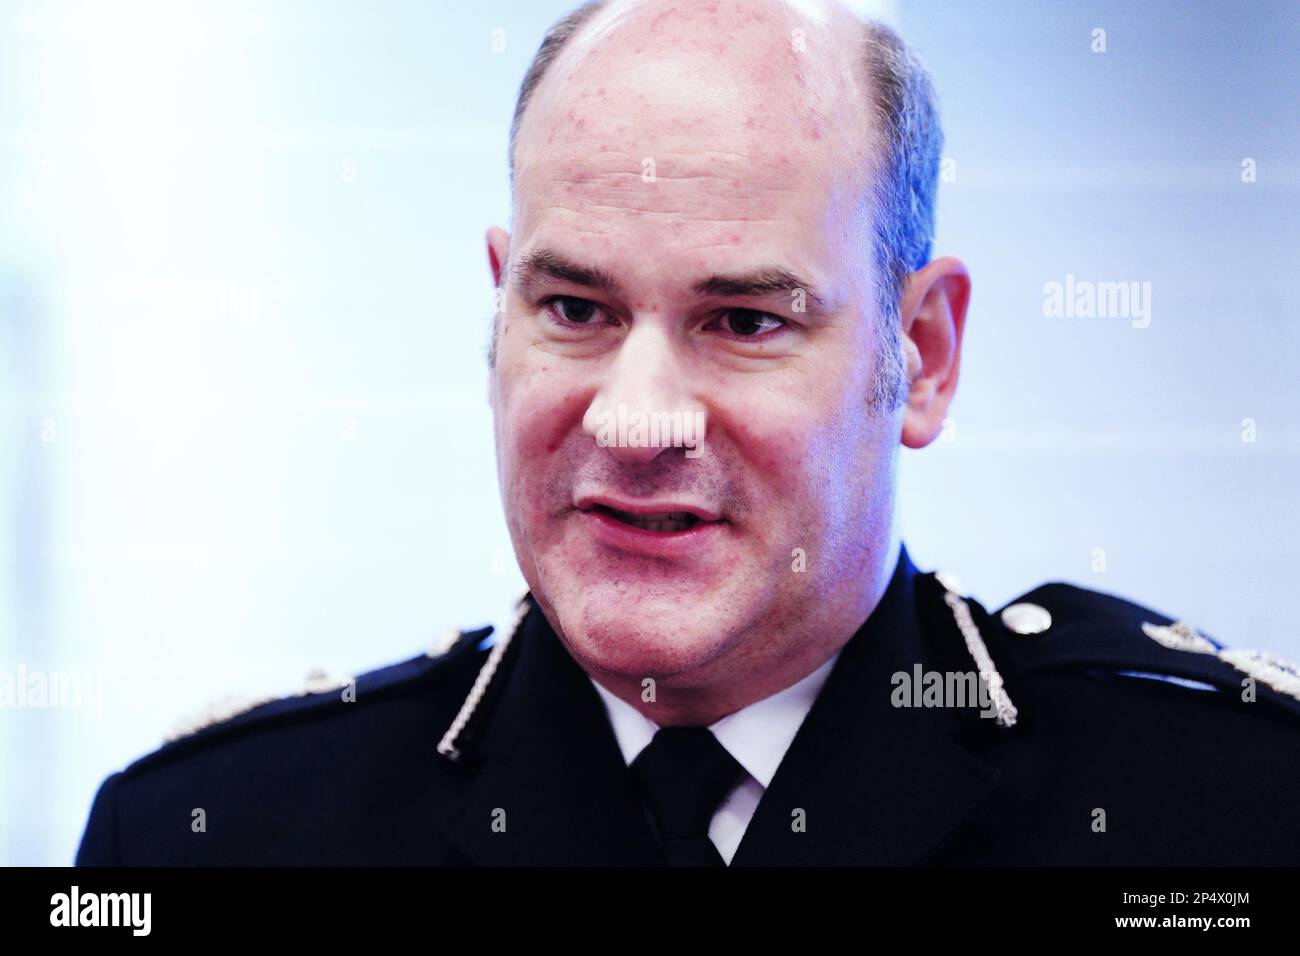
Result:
[729, 548, 1005, 865]
[437, 545, 1003, 866]
[436, 592, 662, 865]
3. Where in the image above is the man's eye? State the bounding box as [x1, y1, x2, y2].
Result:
[708, 309, 787, 338]
[542, 295, 604, 326]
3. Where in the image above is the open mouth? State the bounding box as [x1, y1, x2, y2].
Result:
[589, 504, 700, 533]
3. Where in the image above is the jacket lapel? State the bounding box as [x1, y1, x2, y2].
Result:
[731, 550, 1005, 865]
[436, 600, 662, 866]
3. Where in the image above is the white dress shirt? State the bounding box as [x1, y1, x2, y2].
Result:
[589, 649, 843, 865]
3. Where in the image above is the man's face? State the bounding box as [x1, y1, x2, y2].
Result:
[488, 0, 904, 696]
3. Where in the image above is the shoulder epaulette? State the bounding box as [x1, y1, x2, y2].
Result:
[140, 624, 494, 766]
[981, 580, 1300, 719]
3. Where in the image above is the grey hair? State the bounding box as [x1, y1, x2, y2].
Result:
[501, 1, 943, 412]
[508, 0, 606, 195]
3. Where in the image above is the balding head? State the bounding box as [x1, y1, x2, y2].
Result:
[507, 0, 942, 354]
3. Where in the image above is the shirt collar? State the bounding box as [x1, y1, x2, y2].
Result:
[590, 645, 843, 789]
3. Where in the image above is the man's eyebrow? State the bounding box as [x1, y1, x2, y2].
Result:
[510, 248, 828, 310]
[692, 268, 828, 310]
[510, 249, 625, 299]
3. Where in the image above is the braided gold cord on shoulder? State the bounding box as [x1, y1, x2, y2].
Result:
[939, 580, 1019, 729]
[436, 595, 531, 761]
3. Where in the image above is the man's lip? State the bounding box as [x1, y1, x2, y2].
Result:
[573, 495, 724, 523]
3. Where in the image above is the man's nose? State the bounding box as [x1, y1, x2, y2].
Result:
[581, 325, 708, 464]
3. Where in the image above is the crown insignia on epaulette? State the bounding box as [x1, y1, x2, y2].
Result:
[1217, 648, 1300, 702]
[163, 692, 279, 743]
[1141, 620, 1218, 655]
[1143, 620, 1300, 703]
[162, 668, 355, 744]
[428, 627, 463, 658]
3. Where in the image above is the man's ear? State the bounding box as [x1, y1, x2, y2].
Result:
[486, 227, 511, 406]
[898, 256, 971, 449]
[487, 226, 511, 288]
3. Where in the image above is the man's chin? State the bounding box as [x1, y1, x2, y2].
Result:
[547, 591, 734, 682]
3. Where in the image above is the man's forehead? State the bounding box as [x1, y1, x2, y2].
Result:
[511, 123, 871, 309]
[510, 138, 868, 315]
[519, 144, 815, 228]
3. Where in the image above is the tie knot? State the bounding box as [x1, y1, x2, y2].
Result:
[630, 727, 744, 847]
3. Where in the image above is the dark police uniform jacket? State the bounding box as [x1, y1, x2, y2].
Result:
[76, 545, 1300, 865]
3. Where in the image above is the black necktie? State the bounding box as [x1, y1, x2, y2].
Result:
[630, 727, 744, 866]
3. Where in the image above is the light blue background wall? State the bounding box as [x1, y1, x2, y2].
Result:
[2, 0, 1296, 864]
